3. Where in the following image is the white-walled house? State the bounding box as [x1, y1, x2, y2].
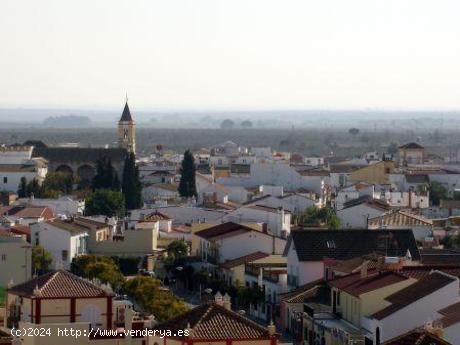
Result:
[217, 162, 326, 195]
[224, 186, 251, 203]
[245, 194, 319, 215]
[0, 232, 32, 286]
[382, 191, 429, 209]
[31, 219, 88, 270]
[223, 205, 291, 237]
[284, 229, 420, 288]
[367, 210, 433, 241]
[193, 222, 287, 265]
[0, 146, 48, 193]
[337, 197, 389, 229]
[142, 183, 179, 204]
[197, 183, 229, 205]
[16, 196, 85, 216]
[363, 271, 459, 344]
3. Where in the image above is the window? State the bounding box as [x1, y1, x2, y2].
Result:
[2, 177, 6, 184]
[61, 250, 68, 261]
[1, 254, 6, 261]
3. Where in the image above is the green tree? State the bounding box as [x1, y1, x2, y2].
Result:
[220, 119, 235, 129]
[71, 255, 125, 290]
[18, 177, 27, 198]
[122, 152, 142, 210]
[123, 276, 188, 322]
[429, 181, 448, 206]
[241, 120, 253, 128]
[92, 157, 120, 191]
[40, 172, 74, 196]
[178, 150, 197, 198]
[85, 189, 125, 217]
[167, 240, 188, 260]
[32, 245, 53, 275]
[348, 128, 360, 136]
[26, 179, 41, 198]
[299, 206, 341, 229]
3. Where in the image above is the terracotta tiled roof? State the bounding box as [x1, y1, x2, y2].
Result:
[399, 265, 460, 279]
[220, 252, 270, 270]
[8, 270, 111, 298]
[372, 272, 456, 320]
[195, 222, 256, 240]
[329, 270, 409, 297]
[144, 210, 172, 221]
[12, 206, 53, 219]
[342, 195, 390, 211]
[382, 328, 451, 345]
[48, 219, 89, 235]
[279, 279, 324, 303]
[368, 210, 432, 227]
[153, 303, 272, 340]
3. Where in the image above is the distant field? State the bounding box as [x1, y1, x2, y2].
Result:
[0, 127, 459, 158]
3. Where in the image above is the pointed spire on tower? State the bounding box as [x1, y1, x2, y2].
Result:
[120, 98, 133, 122]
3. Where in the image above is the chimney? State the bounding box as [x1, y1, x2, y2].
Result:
[222, 293, 231, 310]
[360, 261, 368, 279]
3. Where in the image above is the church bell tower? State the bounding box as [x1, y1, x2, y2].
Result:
[118, 98, 136, 154]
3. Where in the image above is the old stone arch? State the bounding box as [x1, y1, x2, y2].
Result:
[55, 164, 73, 176]
[77, 164, 95, 182]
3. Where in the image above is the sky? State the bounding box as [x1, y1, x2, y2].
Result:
[1, 0, 460, 111]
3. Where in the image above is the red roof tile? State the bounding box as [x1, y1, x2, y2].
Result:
[154, 303, 273, 340]
[220, 252, 270, 269]
[195, 222, 257, 240]
[8, 270, 111, 298]
[382, 328, 451, 345]
[329, 270, 409, 297]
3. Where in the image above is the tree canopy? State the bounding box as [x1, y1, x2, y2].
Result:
[166, 240, 188, 260]
[298, 206, 341, 229]
[429, 181, 448, 206]
[92, 157, 120, 191]
[71, 255, 125, 290]
[123, 276, 188, 322]
[241, 120, 253, 128]
[178, 150, 197, 198]
[220, 119, 235, 129]
[122, 152, 142, 210]
[85, 188, 125, 217]
[32, 245, 53, 276]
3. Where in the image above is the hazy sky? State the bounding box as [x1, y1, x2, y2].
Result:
[1, 0, 460, 110]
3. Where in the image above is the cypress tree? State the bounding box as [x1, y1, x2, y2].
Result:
[92, 157, 120, 191]
[178, 150, 197, 198]
[18, 177, 27, 198]
[122, 152, 142, 210]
